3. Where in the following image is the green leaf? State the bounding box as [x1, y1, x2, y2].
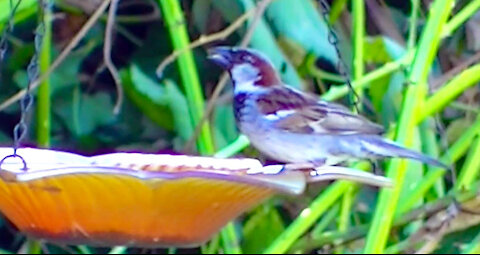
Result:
[122, 65, 174, 131]
[214, 103, 239, 148]
[265, 0, 338, 65]
[55, 89, 116, 137]
[164, 79, 193, 143]
[364, 36, 406, 64]
[364, 36, 407, 126]
[242, 203, 285, 254]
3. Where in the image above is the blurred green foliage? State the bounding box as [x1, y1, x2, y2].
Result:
[0, 0, 480, 254]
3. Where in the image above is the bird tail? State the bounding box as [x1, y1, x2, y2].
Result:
[360, 136, 451, 170]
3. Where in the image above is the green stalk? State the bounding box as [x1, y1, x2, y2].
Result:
[395, 62, 480, 212]
[264, 181, 351, 254]
[419, 63, 480, 122]
[321, 51, 414, 101]
[37, 0, 52, 148]
[398, 113, 480, 214]
[158, 0, 214, 154]
[336, 186, 355, 254]
[334, 2, 364, 252]
[0, 0, 37, 32]
[26, 239, 41, 254]
[204, 235, 220, 254]
[419, 119, 445, 197]
[326, 0, 480, 102]
[442, 0, 480, 37]
[291, 187, 479, 253]
[214, 134, 250, 158]
[220, 223, 241, 254]
[263, 162, 370, 254]
[158, 1, 239, 252]
[26, 239, 42, 254]
[217, 2, 480, 253]
[407, 0, 420, 49]
[312, 203, 340, 238]
[329, 0, 348, 24]
[363, 0, 454, 253]
[291, 203, 340, 253]
[455, 136, 480, 190]
[352, 0, 364, 101]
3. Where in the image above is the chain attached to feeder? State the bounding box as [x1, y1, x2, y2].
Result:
[318, 0, 361, 114]
[0, 0, 49, 171]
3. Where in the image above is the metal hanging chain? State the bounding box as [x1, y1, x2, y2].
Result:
[0, 0, 24, 77]
[0, 0, 49, 170]
[318, 0, 361, 113]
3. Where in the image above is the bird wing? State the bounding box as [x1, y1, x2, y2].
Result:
[255, 86, 384, 135]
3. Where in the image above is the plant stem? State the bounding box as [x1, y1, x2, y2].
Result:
[419, 63, 480, 122]
[36, 0, 51, 148]
[158, 0, 240, 252]
[336, 185, 355, 254]
[363, 0, 454, 252]
[329, 0, 348, 24]
[321, 50, 414, 101]
[263, 162, 370, 254]
[220, 223, 242, 254]
[352, 0, 364, 101]
[455, 136, 480, 190]
[0, 0, 37, 31]
[442, 0, 480, 37]
[264, 181, 351, 254]
[419, 119, 445, 197]
[407, 0, 420, 49]
[398, 113, 480, 214]
[158, 0, 214, 154]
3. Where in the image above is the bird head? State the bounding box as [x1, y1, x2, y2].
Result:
[207, 46, 282, 91]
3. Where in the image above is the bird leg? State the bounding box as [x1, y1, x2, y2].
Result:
[370, 159, 383, 175]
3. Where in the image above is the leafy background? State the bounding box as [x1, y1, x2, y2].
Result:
[0, 0, 480, 253]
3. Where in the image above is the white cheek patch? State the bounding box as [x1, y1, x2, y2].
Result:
[232, 64, 264, 93]
[264, 109, 295, 121]
[232, 64, 260, 82]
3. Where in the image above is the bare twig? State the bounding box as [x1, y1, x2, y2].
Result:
[183, 0, 275, 153]
[0, 0, 112, 112]
[155, 9, 255, 77]
[104, 0, 123, 114]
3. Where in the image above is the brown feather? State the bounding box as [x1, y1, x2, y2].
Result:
[255, 86, 384, 135]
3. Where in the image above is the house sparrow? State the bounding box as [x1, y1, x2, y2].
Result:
[207, 46, 449, 170]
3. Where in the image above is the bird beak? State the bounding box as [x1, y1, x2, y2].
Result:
[207, 47, 233, 70]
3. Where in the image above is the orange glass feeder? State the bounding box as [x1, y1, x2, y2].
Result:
[0, 147, 392, 248]
[0, 147, 307, 248]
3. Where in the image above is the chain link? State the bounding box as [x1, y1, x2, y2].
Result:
[318, 0, 361, 113]
[0, 0, 49, 170]
[0, 0, 23, 77]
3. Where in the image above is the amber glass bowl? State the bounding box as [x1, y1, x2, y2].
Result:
[0, 148, 305, 248]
